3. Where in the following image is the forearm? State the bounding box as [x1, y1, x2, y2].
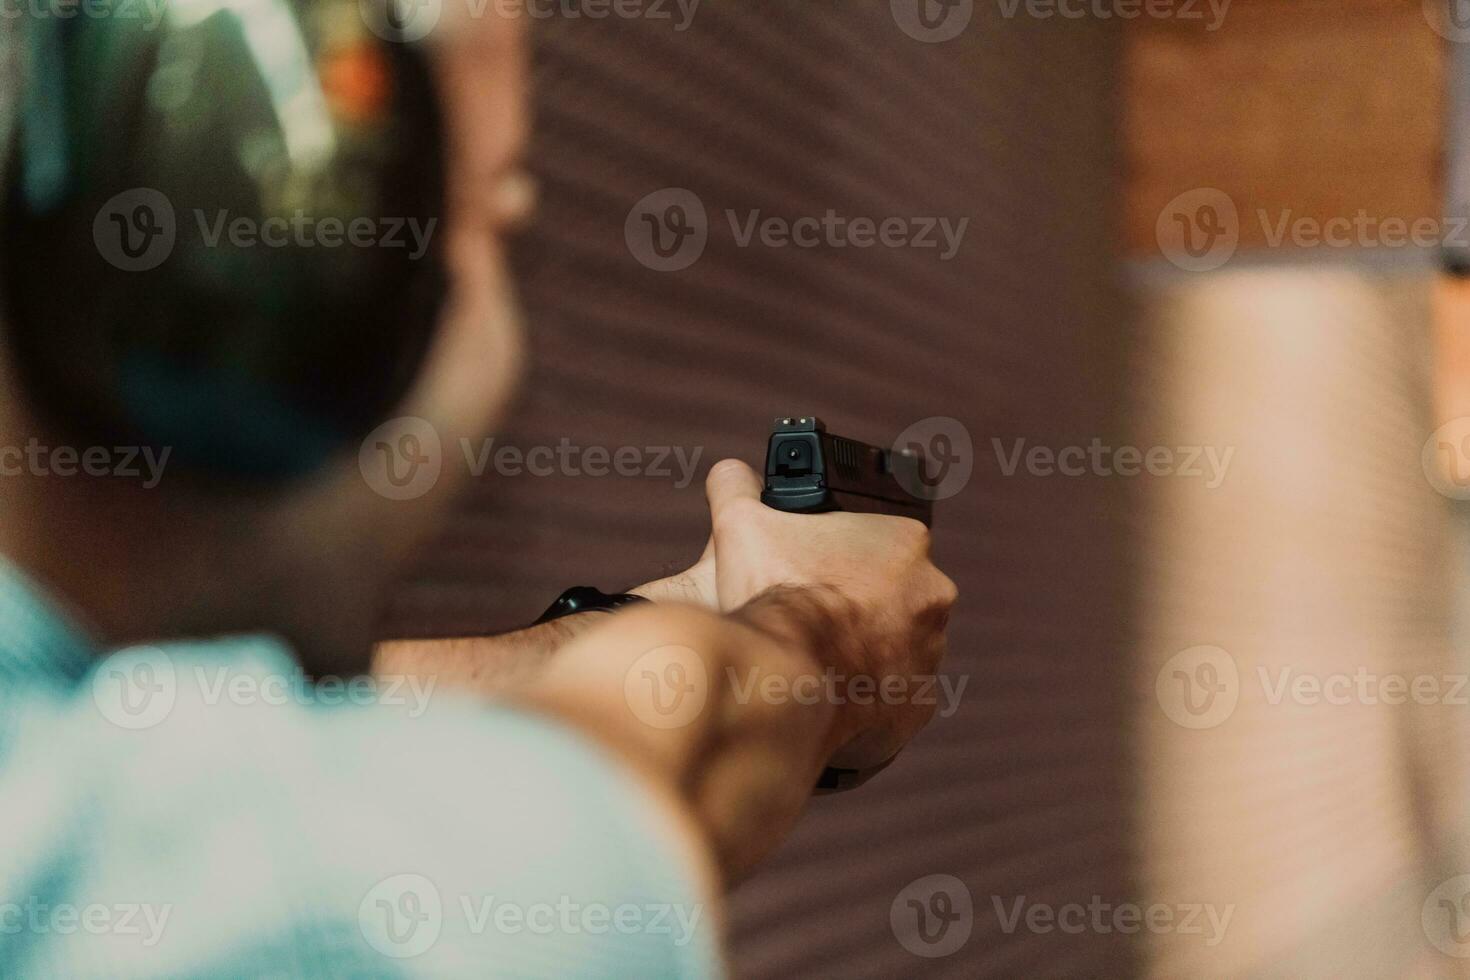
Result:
[372, 613, 605, 697]
[505, 597, 846, 884]
[371, 564, 716, 696]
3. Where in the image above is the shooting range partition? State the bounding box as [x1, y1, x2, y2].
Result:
[386, 5, 1135, 976]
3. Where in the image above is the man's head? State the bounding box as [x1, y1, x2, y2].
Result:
[0, 0, 532, 671]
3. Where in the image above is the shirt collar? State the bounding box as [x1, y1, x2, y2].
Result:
[0, 555, 98, 692]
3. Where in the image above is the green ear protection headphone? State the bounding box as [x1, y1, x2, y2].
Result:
[0, 0, 449, 482]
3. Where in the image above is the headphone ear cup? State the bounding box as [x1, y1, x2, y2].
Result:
[1, 9, 449, 483]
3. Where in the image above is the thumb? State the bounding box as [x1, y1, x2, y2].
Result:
[705, 458, 763, 521]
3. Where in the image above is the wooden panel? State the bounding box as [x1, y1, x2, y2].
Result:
[1127, 0, 1446, 257]
[385, 5, 1135, 977]
[1131, 268, 1464, 978]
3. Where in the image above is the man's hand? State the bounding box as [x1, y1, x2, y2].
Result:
[629, 539, 717, 609]
[703, 458, 958, 770]
[373, 549, 718, 697]
[389, 456, 957, 886]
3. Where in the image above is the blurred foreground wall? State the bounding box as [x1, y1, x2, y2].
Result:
[387, 3, 1136, 977]
[1128, 2, 1469, 975]
[1132, 269, 1464, 977]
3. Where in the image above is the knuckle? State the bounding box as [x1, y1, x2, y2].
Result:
[708, 457, 748, 482]
[935, 571, 959, 606]
[881, 517, 929, 556]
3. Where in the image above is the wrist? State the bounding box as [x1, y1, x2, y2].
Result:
[630, 570, 717, 609]
[731, 586, 863, 756]
[731, 586, 844, 665]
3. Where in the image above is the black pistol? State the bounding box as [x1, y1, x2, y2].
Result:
[761, 416, 932, 527]
[760, 417, 933, 792]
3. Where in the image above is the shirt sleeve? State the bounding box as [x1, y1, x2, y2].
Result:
[6, 639, 723, 980]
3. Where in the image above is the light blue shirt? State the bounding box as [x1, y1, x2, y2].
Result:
[0, 558, 720, 978]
